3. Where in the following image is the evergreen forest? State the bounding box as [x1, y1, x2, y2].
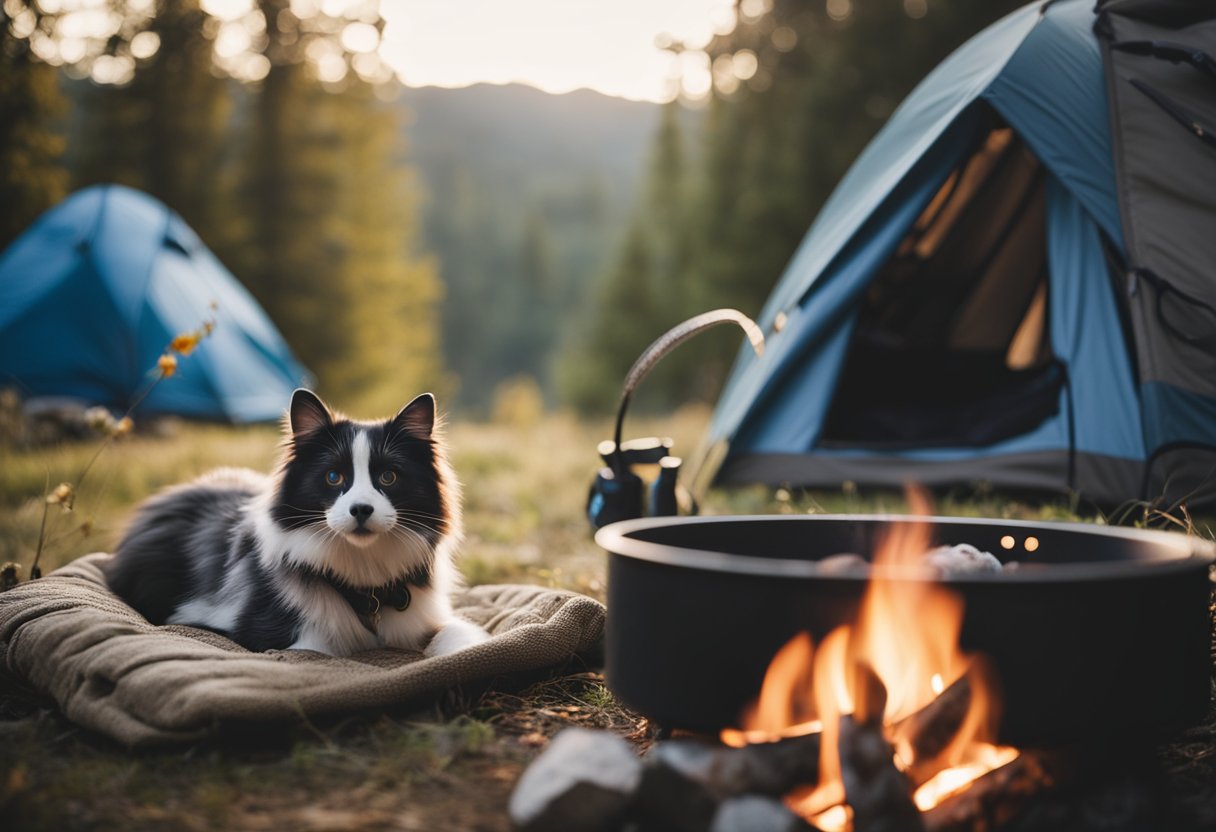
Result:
[3, 0, 1026, 419]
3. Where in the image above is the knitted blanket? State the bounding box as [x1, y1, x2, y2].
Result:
[0, 553, 605, 746]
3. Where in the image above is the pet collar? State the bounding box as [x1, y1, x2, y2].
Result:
[294, 565, 429, 635]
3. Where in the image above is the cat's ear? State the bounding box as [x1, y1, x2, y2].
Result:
[289, 389, 332, 437]
[391, 392, 435, 439]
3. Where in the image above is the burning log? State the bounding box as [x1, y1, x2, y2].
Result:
[920, 749, 1055, 832]
[890, 664, 994, 789]
[894, 671, 971, 772]
[646, 732, 822, 798]
[839, 662, 925, 832]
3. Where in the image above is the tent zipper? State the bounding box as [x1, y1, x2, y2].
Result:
[1128, 78, 1216, 148]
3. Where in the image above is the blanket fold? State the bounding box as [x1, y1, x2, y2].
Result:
[0, 553, 606, 746]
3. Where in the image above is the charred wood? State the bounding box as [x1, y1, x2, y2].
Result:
[840, 662, 926, 832]
[634, 733, 822, 831]
[643, 732, 822, 800]
[921, 749, 1055, 832]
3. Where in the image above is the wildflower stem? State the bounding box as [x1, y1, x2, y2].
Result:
[31, 474, 51, 578]
[74, 372, 163, 496]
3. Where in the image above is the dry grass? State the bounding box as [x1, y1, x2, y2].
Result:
[0, 409, 701, 831]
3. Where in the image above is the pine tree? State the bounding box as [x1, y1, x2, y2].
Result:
[61, 0, 234, 252]
[0, 17, 67, 249]
[496, 210, 559, 397]
[333, 81, 444, 414]
[134, 0, 234, 242]
[558, 222, 660, 413]
[556, 99, 693, 413]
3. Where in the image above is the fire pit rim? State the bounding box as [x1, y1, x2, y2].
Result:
[595, 514, 1216, 583]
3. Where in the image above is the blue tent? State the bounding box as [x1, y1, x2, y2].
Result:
[704, 0, 1216, 507]
[0, 185, 310, 422]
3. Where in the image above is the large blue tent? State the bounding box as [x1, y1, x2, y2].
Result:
[0, 185, 310, 422]
[703, 0, 1216, 507]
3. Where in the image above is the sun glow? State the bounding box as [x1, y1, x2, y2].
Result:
[25, 0, 734, 100]
[377, 0, 736, 102]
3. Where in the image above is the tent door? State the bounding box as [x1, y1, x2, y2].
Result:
[820, 123, 1064, 450]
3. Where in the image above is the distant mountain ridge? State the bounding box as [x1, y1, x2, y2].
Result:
[400, 82, 665, 194]
[396, 82, 678, 409]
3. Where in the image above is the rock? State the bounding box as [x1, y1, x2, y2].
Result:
[709, 795, 822, 832]
[635, 734, 822, 832]
[924, 544, 1002, 576]
[817, 553, 869, 576]
[635, 741, 721, 832]
[508, 728, 643, 832]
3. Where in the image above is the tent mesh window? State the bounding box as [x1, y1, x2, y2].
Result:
[822, 120, 1064, 449]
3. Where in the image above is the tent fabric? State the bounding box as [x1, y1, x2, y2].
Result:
[1096, 0, 1216, 444]
[0, 185, 310, 423]
[0, 553, 606, 746]
[705, 0, 1216, 507]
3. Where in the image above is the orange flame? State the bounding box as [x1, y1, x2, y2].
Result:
[721, 632, 821, 747]
[721, 487, 1018, 824]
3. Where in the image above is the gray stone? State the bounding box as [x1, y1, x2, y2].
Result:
[924, 543, 1002, 576]
[709, 795, 821, 832]
[508, 728, 643, 832]
[817, 553, 869, 576]
[635, 735, 822, 832]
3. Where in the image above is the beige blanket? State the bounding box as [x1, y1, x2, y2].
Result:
[0, 553, 605, 747]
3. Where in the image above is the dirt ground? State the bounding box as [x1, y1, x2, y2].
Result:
[0, 669, 657, 832]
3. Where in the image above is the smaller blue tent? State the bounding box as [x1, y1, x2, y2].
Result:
[0, 185, 310, 422]
[702, 0, 1216, 508]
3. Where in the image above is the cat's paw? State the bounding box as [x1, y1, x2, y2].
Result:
[424, 617, 491, 657]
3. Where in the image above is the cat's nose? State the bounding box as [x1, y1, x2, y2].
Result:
[350, 503, 375, 524]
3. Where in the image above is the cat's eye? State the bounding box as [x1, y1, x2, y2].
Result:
[378, 470, 398, 487]
[325, 470, 345, 487]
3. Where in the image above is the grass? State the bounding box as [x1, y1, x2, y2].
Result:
[0, 410, 1211, 830]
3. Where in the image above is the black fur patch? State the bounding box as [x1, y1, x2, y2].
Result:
[105, 481, 253, 624]
[232, 566, 304, 652]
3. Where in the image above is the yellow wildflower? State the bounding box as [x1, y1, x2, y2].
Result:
[113, 416, 134, 437]
[158, 353, 178, 378]
[171, 332, 201, 355]
[47, 482, 75, 510]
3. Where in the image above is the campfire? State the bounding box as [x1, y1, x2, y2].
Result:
[716, 490, 1028, 830]
[511, 498, 1213, 832]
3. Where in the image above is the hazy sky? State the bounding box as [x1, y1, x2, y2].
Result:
[379, 0, 737, 102]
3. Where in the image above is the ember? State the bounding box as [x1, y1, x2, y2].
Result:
[729, 489, 1023, 829]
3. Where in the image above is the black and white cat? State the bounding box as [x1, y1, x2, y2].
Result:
[105, 389, 489, 657]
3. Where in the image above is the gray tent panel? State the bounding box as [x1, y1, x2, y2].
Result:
[1097, 1, 1216, 398]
